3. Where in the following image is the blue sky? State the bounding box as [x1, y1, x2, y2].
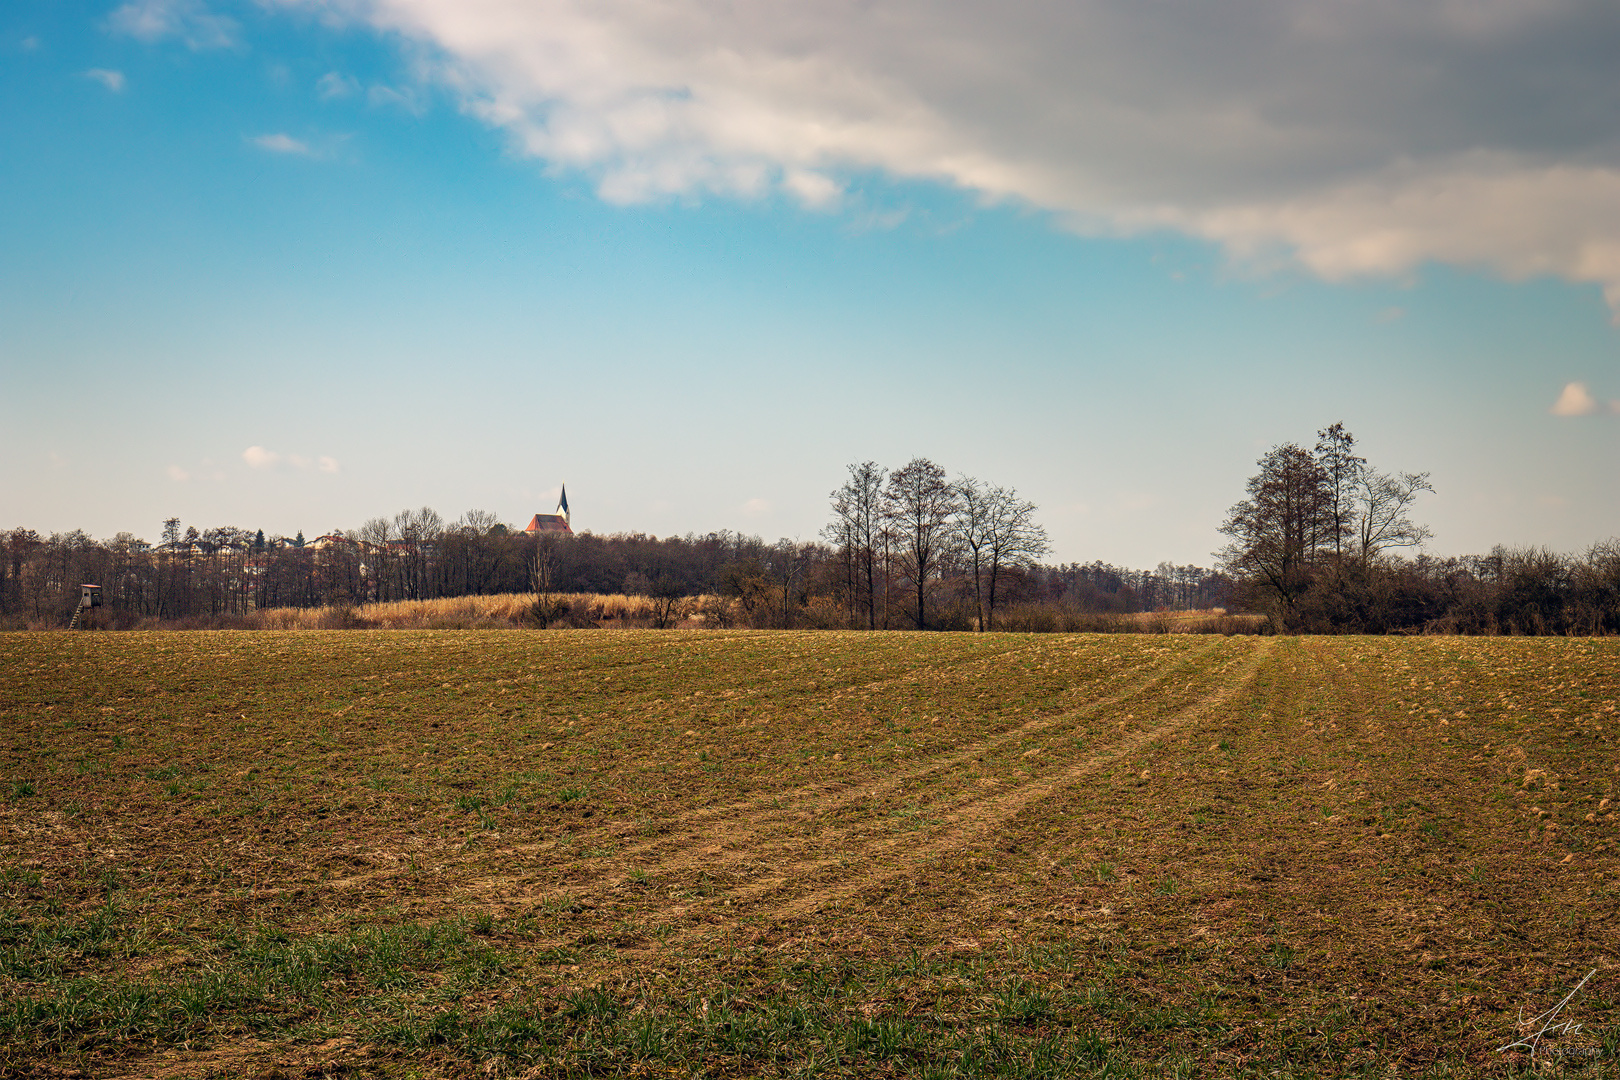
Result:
[3, 0, 1618, 567]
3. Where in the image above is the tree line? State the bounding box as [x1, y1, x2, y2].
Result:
[1, 456, 1226, 630]
[1217, 423, 1620, 634]
[15, 435, 1610, 633]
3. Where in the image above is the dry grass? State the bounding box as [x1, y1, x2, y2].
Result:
[2, 631, 1617, 1077]
[994, 605, 1265, 635]
[243, 592, 710, 630]
[242, 598, 1263, 634]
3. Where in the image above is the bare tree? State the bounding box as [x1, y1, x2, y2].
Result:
[824, 461, 886, 629]
[1314, 422, 1365, 571]
[883, 458, 960, 630]
[648, 576, 687, 629]
[953, 476, 994, 630]
[1355, 470, 1433, 560]
[764, 539, 816, 628]
[460, 509, 503, 534]
[983, 486, 1048, 631]
[357, 517, 392, 602]
[392, 507, 444, 600]
[531, 531, 566, 626]
[1218, 443, 1333, 613]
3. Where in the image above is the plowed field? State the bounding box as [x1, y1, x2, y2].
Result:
[2, 631, 1617, 1077]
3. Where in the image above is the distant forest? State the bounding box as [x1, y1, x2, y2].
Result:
[0, 520, 1224, 632]
[0, 462, 1224, 630]
[4, 441, 1618, 633]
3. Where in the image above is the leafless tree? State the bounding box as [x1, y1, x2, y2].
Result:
[1355, 470, 1433, 560]
[1218, 443, 1334, 613]
[883, 458, 960, 630]
[824, 461, 886, 629]
[530, 531, 566, 626]
[392, 506, 444, 600]
[983, 486, 1048, 631]
[765, 539, 816, 628]
[953, 476, 994, 629]
[1315, 422, 1365, 570]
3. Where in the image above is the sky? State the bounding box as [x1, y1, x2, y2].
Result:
[3, 0, 1619, 568]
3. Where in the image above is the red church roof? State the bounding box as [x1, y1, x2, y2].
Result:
[524, 514, 572, 534]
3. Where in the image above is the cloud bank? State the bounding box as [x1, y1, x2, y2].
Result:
[270, 0, 1620, 308]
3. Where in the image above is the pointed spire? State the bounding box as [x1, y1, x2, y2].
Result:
[557, 483, 569, 522]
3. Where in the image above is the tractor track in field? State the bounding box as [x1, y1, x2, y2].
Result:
[301, 637, 1224, 900]
[721, 638, 1276, 930]
[578, 636, 1233, 840]
[616, 633, 1060, 703]
[233, 636, 1075, 900]
[457, 638, 1271, 933]
[308, 638, 1247, 903]
[224, 638, 1253, 911]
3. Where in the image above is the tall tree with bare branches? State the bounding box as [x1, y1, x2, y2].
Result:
[883, 457, 959, 630]
[1218, 443, 1333, 614]
[983, 485, 1049, 631]
[1315, 422, 1365, 571]
[953, 476, 994, 630]
[824, 461, 886, 629]
[1356, 470, 1434, 560]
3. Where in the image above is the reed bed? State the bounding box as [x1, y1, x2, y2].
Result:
[75, 595, 1264, 633]
[992, 604, 1265, 634]
[241, 592, 691, 630]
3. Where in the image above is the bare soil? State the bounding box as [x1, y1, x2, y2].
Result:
[2, 630, 1616, 1077]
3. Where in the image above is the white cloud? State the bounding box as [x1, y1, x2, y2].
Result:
[22, 36, 42, 51]
[109, 0, 236, 49]
[167, 464, 191, 482]
[783, 170, 842, 210]
[741, 497, 771, 518]
[268, 0, 1620, 312]
[243, 445, 281, 468]
[318, 456, 340, 473]
[1550, 382, 1599, 417]
[317, 71, 359, 99]
[251, 132, 314, 155]
[85, 68, 126, 92]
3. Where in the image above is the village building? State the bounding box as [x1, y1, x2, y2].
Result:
[523, 485, 572, 534]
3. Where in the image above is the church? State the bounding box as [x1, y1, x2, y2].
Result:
[523, 485, 572, 534]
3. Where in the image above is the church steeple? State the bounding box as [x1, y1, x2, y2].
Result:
[557, 483, 569, 524]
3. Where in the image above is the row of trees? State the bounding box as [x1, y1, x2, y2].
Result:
[1, 458, 1205, 630]
[12, 433, 1615, 634]
[823, 459, 1050, 630]
[1215, 423, 1620, 634]
[1031, 561, 1229, 614]
[0, 518, 813, 626]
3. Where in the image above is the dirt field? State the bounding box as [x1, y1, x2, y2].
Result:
[2, 630, 1617, 1078]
